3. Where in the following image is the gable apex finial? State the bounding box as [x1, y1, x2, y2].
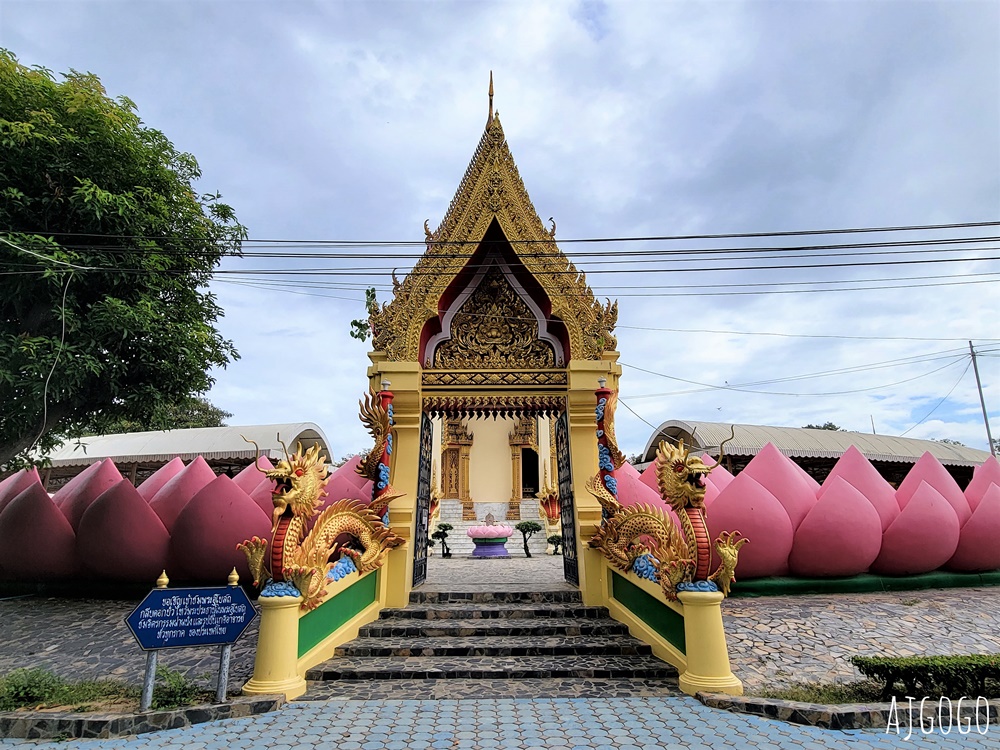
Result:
[487, 70, 494, 126]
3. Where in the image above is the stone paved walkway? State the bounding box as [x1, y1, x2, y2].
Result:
[723, 588, 1000, 689]
[2, 695, 997, 748]
[2, 556, 1000, 747]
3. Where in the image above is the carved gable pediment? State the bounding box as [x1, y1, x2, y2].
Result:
[427, 253, 563, 370]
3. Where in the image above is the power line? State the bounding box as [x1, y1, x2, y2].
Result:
[620, 356, 969, 397]
[899, 360, 974, 437]
[15, 219, 1000, 245]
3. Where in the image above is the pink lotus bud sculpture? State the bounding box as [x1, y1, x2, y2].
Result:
[467, 513, 514, 558]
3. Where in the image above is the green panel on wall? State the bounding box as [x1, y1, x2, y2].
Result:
[611, 571, 686, 654]
[297, 571, 378, 658]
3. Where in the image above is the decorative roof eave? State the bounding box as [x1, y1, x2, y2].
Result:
[370, 114, 618, 363]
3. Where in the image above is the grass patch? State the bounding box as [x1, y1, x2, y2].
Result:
[0, 666, 211, 713]
[751, 680, 885, 704]
[0, 668, 138, 712]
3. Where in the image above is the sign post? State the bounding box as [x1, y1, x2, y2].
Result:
[125, 569, 258, 711]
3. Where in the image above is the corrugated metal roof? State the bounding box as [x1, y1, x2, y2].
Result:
[42, 423, 330, 467]
[641, 420, 991, 467]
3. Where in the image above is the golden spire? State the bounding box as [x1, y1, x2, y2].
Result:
[487, 70, 494, 126]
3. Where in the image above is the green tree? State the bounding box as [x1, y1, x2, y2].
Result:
[547, 534, 563, 555]
[94, 396, 232, 434]
[802, 422, 844, 431]
[431, 523, 453, 557]
[514, 520, 543, 558]
[0, 51, 245, 469]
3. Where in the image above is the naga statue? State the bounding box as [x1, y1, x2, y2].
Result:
[237, 391, 406, 611]
[587, 394, 747, 601]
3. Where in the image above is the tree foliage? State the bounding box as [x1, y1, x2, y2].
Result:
[93, 396, 232, 434]
[0, 51, 245, 469]
[802, 422, 844, 431]
[514, 520, 543, 558]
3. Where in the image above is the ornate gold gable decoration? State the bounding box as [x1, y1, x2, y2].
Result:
[369, 111, 617, 363]
[432, 265, 557, 369]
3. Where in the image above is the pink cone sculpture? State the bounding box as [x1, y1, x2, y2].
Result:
[170, 475, 272, 582]
[0, 484, 78, 579]
[896, 452, 971, 526]
[964, 455, 1000, 511]
[0, 467, 41, 517]
[788, 476, 882, 577]
[136, 457, 186, 502]
[53, 460, 124, 532]
[872, 481, 961, 575]
[77, 479, 170, 581]
[820, 445, 899, 531]
[707, 472, 794, 578]
[739, 443, 817, 530]
[946, 484, 1000, 572]
[148, 456, 216, 532]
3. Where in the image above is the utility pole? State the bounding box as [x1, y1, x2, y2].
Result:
[969, 341, 996, 457]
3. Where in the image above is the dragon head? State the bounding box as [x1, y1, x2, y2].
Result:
[267, 441, 329, 526]
[655, 439, 714, 512]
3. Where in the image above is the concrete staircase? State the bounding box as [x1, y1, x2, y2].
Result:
[435, 499, 549, 557]
[303, 589, 679, 700]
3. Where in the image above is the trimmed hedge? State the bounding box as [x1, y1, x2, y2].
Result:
[850, 655, 1000, 700]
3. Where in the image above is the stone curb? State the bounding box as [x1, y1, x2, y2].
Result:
[697, 692, 1000, 730]
[0, 694, 284, 740]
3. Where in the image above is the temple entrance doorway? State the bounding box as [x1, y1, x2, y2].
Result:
[411, 405, 574, 591]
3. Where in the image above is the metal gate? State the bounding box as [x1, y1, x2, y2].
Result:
[555, 410, 578, 585]
[411, 412, 434, 586]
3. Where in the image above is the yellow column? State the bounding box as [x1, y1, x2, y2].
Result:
[676, 590, 743, 696]
[566, 355, 621, 605]
[368, 360, 421, 608]
[243, 594, 307, 699]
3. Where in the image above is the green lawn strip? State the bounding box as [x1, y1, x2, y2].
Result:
[0, 666, 211, 712]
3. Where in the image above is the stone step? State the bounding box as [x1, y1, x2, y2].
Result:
[409, 590, 581, 604]
[359, 616, 630, 639]
[375, 603, 609, 620]
[301, 677, 682, 700]
[305, 654, 678, 681]
[335, 634, 653, 658]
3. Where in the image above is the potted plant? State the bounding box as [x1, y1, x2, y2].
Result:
[514, 521, 543, 558]
[547, 534, 563, 555]
[431, 523, 453, 558]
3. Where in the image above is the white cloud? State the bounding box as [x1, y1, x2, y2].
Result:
[4, 0, 997, 457]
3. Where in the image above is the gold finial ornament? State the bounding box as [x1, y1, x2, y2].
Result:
[228, 567, 240, 587]
[156, 570, 169, 589]
[488, 70, 494, 125]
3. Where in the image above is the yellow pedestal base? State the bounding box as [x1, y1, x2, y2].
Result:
[242, 594, 307, 700]
[676, 589, 743, 696]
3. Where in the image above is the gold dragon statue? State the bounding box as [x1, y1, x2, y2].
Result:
[237, 401, 406, 611]
[356, 389, 406, 517]
[587, 397, 747, 601]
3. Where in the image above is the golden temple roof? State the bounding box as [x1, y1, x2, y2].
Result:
[370, 94, 617, 365]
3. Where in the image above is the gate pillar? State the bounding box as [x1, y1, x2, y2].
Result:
[567, 355, 621, 605]
[367, 358, 422, 608]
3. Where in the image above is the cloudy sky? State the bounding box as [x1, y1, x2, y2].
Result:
[2, 0, 998, 459]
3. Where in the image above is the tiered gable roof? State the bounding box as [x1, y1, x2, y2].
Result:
[369, 110, 617, 364]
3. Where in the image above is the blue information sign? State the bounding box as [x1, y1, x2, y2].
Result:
[125, 586, 258, 651]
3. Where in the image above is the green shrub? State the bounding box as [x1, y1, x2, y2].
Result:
[151, 665, 201, 710]
[0, 668, 64, 710]
[0, 668, 138, 711]
[850, 654, 1000, 700]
